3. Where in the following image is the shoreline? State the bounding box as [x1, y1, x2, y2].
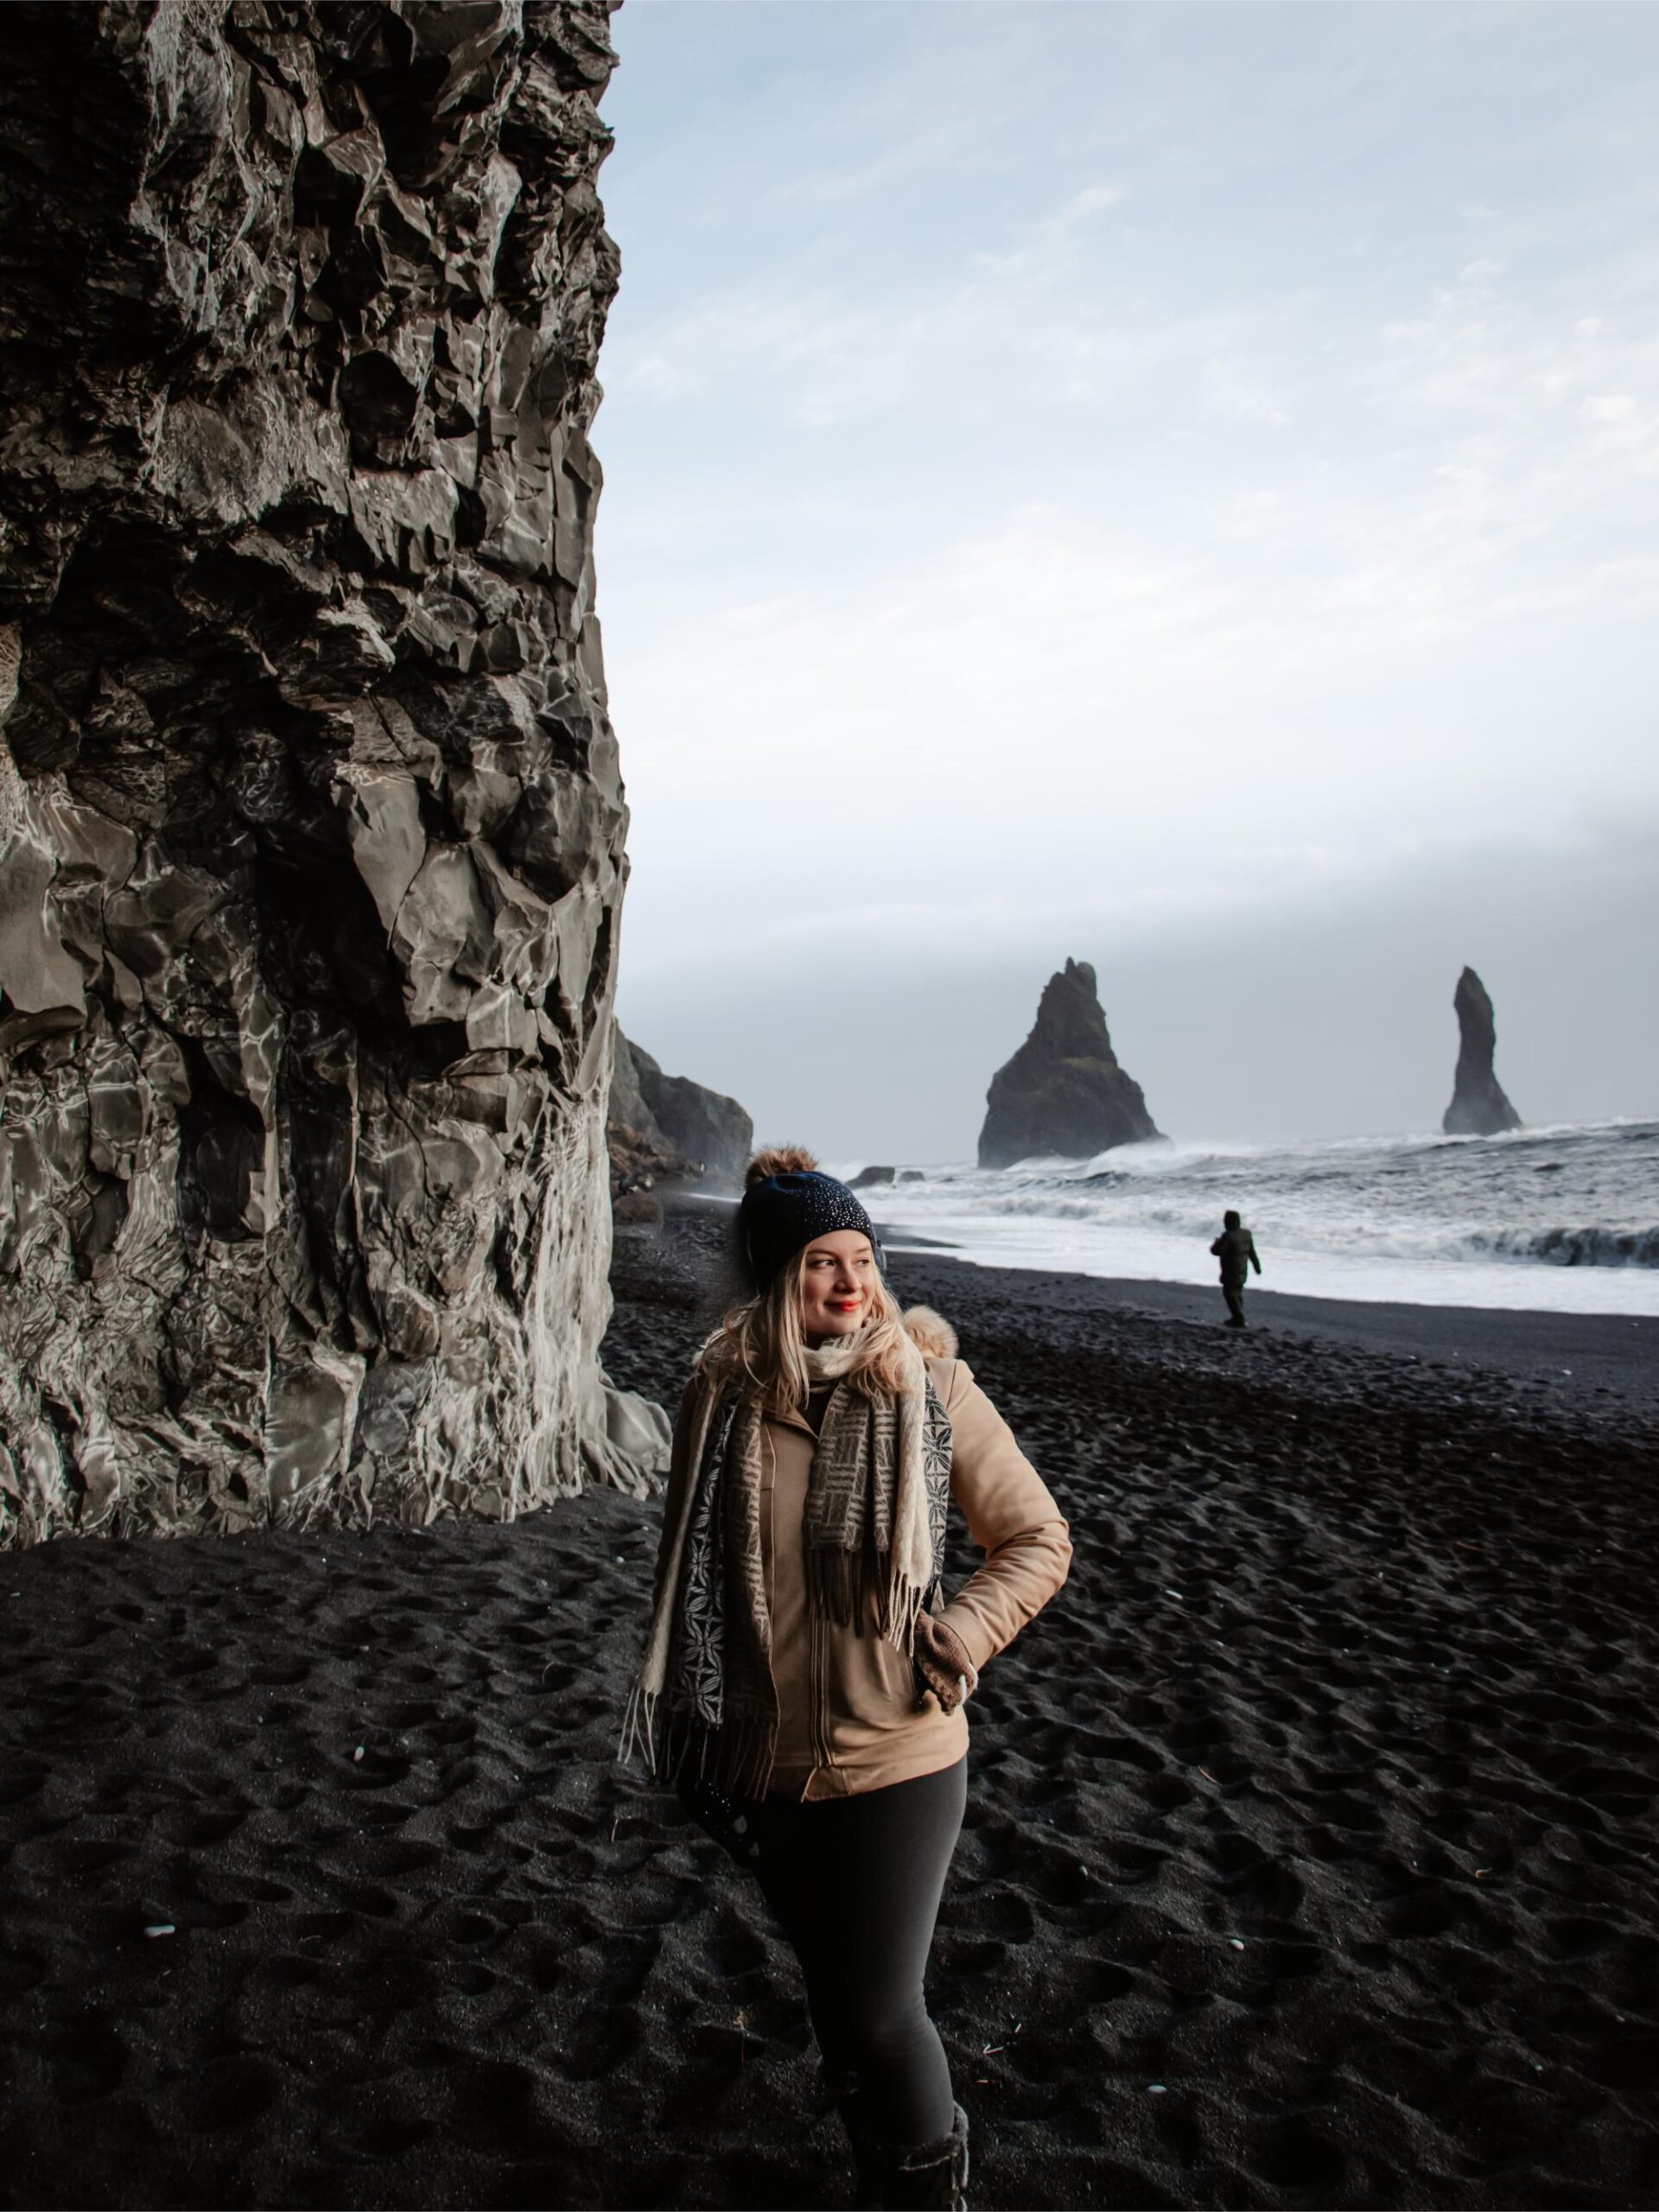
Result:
[644, 1194, 1659, 1432]
[876, 1248, 1659, 1428]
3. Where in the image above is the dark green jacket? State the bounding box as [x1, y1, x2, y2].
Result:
[1210, 1226, 1261, 1284]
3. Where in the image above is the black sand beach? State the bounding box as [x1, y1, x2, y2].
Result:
[3, 1202, 1658, 2209]
[875, 1254, 1658, 1426]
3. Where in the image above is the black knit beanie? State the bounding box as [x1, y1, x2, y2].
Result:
[739, 1166, 879, 1293]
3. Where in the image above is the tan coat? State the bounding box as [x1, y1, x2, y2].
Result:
[657, 1356, 1071, 1801]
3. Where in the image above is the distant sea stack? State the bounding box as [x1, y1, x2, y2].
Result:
[979, 959, 1160, 1168]
[1442, 967, 1523, 1137]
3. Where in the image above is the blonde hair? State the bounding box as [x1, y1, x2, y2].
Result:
[696, 1145, 954, 1414]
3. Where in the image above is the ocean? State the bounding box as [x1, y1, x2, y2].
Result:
[836, 1119, 1659, 1315]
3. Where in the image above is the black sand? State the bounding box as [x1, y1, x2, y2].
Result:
[3, 1204, 1657, 2209]
[874, 1253, 1658, 1425]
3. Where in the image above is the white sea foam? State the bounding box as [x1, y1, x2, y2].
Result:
[835, 1119, 1659, 1315]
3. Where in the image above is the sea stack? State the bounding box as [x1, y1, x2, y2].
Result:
[0, 5, 644, 1541]
[1442, 967, 1523, 1136]
[979, 959, 1160, 1168]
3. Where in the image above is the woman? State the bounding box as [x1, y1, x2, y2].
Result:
[627, 1148, 1071, 2211]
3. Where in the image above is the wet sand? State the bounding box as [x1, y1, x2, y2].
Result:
[3, 1202, 1657, 2208]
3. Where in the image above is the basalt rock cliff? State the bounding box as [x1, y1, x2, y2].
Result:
[979, 958, 1160, 1168]
[0, 2, 652, 1544]
[610, 1027, 752, 1194]
[1443, 966, 1522, 1138]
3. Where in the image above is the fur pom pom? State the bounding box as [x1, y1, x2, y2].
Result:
[901, 1306, 958, 1359]
[744, 1144, 820, 1189]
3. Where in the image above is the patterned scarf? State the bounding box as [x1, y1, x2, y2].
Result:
[624, 1329, 953, 1796]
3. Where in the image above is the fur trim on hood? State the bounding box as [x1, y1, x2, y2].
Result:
[900, 1305, 958, 1359]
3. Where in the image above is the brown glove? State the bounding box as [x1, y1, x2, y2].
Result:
[912, 1611, 979, 1713]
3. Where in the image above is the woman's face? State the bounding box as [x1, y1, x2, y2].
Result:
[798, 1230, 878, 1342]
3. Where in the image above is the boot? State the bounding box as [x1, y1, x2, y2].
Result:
[868, 2101, 969, 2211]
[826, 2069, 884, 2211]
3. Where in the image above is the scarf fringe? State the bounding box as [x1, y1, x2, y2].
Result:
[886, 1576, 928, 1656]
[617, 1681, 656, 1775]
[804, 1544, 883, 1633]
[618, 1693, 775, 1799]
[803, 1548, 931, 1656]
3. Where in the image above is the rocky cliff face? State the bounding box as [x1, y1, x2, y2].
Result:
[979, 958, 1160, 1168]
[0, 2, 648, 1544]
[1443, 966, 1522, 1138]
[611, 1028, 752, 1193]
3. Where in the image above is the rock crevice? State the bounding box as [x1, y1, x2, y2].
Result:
[0, 1, 649, 1543]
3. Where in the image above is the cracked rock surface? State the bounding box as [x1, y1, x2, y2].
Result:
[0, 1, 649, 1543]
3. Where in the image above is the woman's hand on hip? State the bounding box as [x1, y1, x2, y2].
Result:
[913, 1612, 978, 1713]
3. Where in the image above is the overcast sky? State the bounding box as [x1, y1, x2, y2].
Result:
[595, 0, 1659, 1160]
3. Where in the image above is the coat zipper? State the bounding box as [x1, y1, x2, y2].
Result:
[811, 1579, 833, 1780]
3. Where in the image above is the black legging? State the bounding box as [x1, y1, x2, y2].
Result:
[745, 1757, 966, 2149]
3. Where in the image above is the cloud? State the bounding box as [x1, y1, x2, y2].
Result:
[607, 475, 1659, 1014]
[973, 181, 1125, 278]
[1204, 356, 1291, 427]
[596, 0, 1659, 1142]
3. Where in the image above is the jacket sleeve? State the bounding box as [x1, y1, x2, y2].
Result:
[1249, 1235, 1262, 1274]
[931, 1359, 1071, 1676]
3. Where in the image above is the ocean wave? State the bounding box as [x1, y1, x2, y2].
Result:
[1471, 1226, 1659, 1269]
[857, 1122, 1659, 1312]
[918, 1198, 1659, 1268]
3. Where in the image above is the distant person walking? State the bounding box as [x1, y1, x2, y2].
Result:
[626, 1147, 1071, 2209]
[1210, 1209, 1262, 1327]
